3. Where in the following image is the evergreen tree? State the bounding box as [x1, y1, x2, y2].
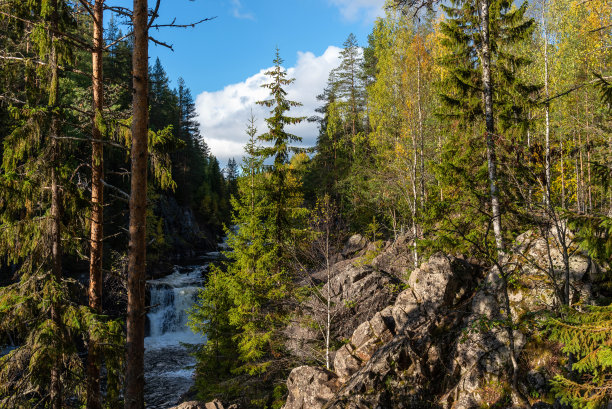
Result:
[256, 48, 307, 251]
[0, 2, 123, 408]
[190, 115, 288, 406]
[332, 33, 367, 155]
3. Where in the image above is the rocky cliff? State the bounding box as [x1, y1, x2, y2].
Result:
[282, 231, 603, 409]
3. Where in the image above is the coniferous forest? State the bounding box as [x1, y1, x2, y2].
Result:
[0, 1, 610, 409]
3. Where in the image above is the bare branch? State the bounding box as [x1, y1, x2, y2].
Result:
[0, 94, 25, 104]
[50, 135, 128, 150]
[103, 5, 133, 18]
[104, 31, 134, 51]
[147, 0, 161, 28]
[589, 23, 612, 33]
[101, 179, 130, 200]
[148, 35, 173, 50]
[539, 76, 612, 105]
[75, 0, 95, 18]
[149, 16, 215, 29]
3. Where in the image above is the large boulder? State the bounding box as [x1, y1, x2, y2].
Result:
[283, 366, 340, 409]
[508, 229, 595, 317]
[341, 234, 368, 258]
[392, 253, 477, 333]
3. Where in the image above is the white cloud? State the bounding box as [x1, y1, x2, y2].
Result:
[195, 46, 342, 165]
[230, 0, 254, 20]
[329, 0, 385, 21]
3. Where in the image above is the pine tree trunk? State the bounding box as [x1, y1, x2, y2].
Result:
[50, 165, 63, 409]
[125, 1, 149, 408]
[87, 2, 104, 408]
[325, 226, 331, 370]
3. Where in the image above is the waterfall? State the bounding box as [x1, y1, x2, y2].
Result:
[144, 265, 207, 408]
[145, 266, 206, 348]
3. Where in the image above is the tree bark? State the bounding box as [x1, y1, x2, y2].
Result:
[478, 0, 528, 406]
[543, 4, 551, 208]
[87, 1, 104, 408]
[417, 52, 425, 210]
[49, 1, 63, 407]
[125, 0, 149, 408]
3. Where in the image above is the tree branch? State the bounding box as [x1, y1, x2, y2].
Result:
[148, 35, 173, 50]
[150, 16, 215, 29]
[0, 10, 94, 51]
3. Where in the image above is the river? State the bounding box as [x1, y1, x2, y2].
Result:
[143, 251, 220, 408]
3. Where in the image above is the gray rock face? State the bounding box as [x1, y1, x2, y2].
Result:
[282, 229, 602, 409]
[324, 254, 479, 408]
[341, 234, 368, 258]
[285, 260, 401, 362]
[283, 366, 340, 409]
[391, 253, 476, 333]
[371, 234, 415, 279]
[508, 230, 595, 317]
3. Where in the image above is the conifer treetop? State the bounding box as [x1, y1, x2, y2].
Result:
[256, 48, 306, 165]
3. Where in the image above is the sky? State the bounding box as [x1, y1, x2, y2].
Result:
[122, 0, 386, 164]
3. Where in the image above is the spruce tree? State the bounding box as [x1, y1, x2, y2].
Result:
[0, 2, 123, 407]
[256, 48, 307, 252]
[190, 114, 287, 405]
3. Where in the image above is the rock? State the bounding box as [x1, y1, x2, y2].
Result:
[326, 336, 418, 409]
[447, 268, 528, 409]
[205, 400, 224, 409]
[324, 254, 480, 408]
[280, 231, 605, 409]
[509, 229, 594, 317]
[333, 344, 361, 382]
[392, 253, 478, 333]
[286, 262, 401, 360]
[169, 402, 206, 409]
[284, 366, 340, 409]
[341, 234, 368, 257]
[371, 233, 415, 280]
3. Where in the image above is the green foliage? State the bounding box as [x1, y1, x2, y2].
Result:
[547, 305, 612, 408]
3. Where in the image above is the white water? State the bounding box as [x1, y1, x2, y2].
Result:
[146, 267, 206, 348]
[144, 264, 208, 408]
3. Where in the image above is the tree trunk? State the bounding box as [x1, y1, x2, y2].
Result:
[325, 225, 331, 370]
[417, 54, 425, 209]
[125, 0, 149, 408]
[50, 165, 63, 409]
[49, 1, 63, 407]
[527, 110, 532, 208]
[560, 132, 565, 209]
[543, 5, 551, 208]
[87, 1, 104, 408]
[478, 0, 503, 257]
[477, 0, 528, 406]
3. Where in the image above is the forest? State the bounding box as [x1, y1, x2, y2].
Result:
[0, 0, 610, 409]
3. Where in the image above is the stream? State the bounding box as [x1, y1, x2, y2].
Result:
[144, 251, 221, 408]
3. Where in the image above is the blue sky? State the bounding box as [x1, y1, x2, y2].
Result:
[110, 0, 385, 163]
